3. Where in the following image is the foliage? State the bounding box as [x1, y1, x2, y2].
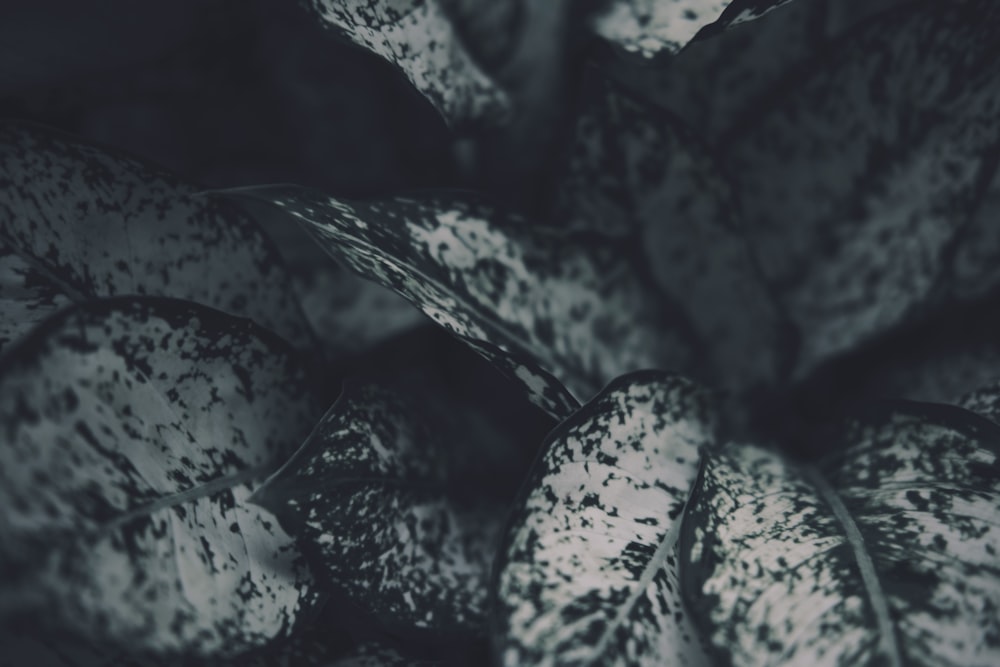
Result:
[1, 0, 999, 665]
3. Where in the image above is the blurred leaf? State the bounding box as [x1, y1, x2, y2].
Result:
[722, 0, 1000, 377]
[0, 297, 326, 658]
[228, 186, 701, 417]
[0, 241, 72, 352]
[682, 401, 1000, 666]
[253, 381, 519, 641]
[493, 371, 716, 666]
[552, 72, 786, 388]
[329, 642, 440, 666]
[303, 0, 509, 125]
[0, 122, 315, 350]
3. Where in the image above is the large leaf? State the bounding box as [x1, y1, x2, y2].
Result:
[0, 121, 315, 351]
[590, 0, 799, 60]
[0, 241, 72, 353]
[492, 371, 716, 666]
[552, 72, 786, 388]
[252, 380, 526, 641]
[681, 401, 1000, 666]
[303, 0, 509, 125]
[722, 0, 1000, 377]
[0, 297, 327, 658]
[228, 187, 700, 417]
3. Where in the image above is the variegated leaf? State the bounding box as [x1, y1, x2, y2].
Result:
[722, 0, 1000, 378]
[303, 0, 509, 124]
[681, 402, 1000, 666]
[552, 72, 785, 388]
[0, 121, 314, 350]
[0, 240, 72, 354]
[493, 371, 716, 666]
[228, 186, 699, 417]
[252, 381, 514, 640]
[0, 297, 326, 658]
[590, 0, 799, 59]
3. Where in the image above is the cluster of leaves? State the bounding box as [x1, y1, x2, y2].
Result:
[2, 0, 1000, 665]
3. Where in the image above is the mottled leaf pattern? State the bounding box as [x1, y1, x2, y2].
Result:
[723, 0, 1000, 377]
[304, 0, 509, 124]
[493, 371, 716, 666]
[0, 241, 72, 354]
[553, 73, 784, 388]
[590, 0, 730, 58]
[253, 382, 508, 639]
[682, 402, 1000, 666]
[230, 186, 698, 417]
[0, 297, 325, 656]
[0, 122, 314, 349]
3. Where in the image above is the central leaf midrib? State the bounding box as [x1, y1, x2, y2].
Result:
[805, 467, 903, 667]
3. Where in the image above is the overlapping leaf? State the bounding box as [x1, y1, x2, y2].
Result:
[0, 242, 72, 353]
[722, 0, 1000, 377]
[303, 0, 509, 124]
[552, 73, 785, 388]
[492, 371, 716, 666]
[682, 401, 1000, 666]
[252, 381, 519, 641]
[0, 121, 314, 351]
[229, 187, 699, 417]
[0, 297, 326, 657]
[590, 0, 799, 59]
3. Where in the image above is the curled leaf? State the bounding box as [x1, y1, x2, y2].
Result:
[493, 371, 716, 666]
[228, 187, 699, 417]
[304, 0, 509, 124]
[0, 121, 314, 350]
[0, 297, 326, 657]
[682, 402, 1000, 666]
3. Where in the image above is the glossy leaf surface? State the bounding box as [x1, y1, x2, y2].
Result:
[493, 371, 716, 666]
[682, 402, 1000, 666]
[0, 297, 325, 657]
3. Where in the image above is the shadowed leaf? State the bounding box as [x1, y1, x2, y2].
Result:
[0, 297, 326, 658]
[0, 242, 72, 353]
[493, 371, 716, 666]
[682, 402, 1000, 666]
[0, 122, 315, 351]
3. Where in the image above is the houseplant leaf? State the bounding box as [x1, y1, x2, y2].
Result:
[0, 296, 327, 658]
[493, 371, 716, 666]
[0, 241, 72, 354]
[0, 121, 315, 350]
[228, 187, 700, 417]
[681, 400, 1000, 666]
[722, 0, 1000, 377]
[552, 72, 786, 388]
[302, 0, 509, 125]
[252, 380, 524, 642]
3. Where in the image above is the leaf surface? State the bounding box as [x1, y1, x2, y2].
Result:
[0, 297, 326, 657]
[252, 381, 518, 640]
[304, 0, 509, 124]
[682, 402, 1000, 666]
[722, 0, 1000, 376]
[229, 187, 699, 417]
[493, 371, 716, 666]
[0, 241, 72, 354]
[0, 121, 314, 350]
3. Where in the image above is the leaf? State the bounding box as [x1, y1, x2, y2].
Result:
[252, 380, 520, 641]
[227, 186, 700, 418]
[303, 0, 509, 125]
[721, 0, 1000, 377]
[551, 72, 786, 388]
[330, 642, 440, 666]
[492, 371, 717, 666]
[0, 241, 72, 354]
[0, 121, 315, 350]
[0, 296, 327, 657]
[681, 402, 1000, 666]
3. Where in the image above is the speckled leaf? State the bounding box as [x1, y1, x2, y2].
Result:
[723, 0, 1000, 377]
[229, 186, 699, 418]
[0, 297, 326, 658]
[0, 121, 314, 349]
[493, 371, 717, 666]
[252, 382, 510, 640]
[303, 0, 509, 124]
[682, 402, 1000, 666]
[552, 73, 784, 388]
[0, 240, 72, 354]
